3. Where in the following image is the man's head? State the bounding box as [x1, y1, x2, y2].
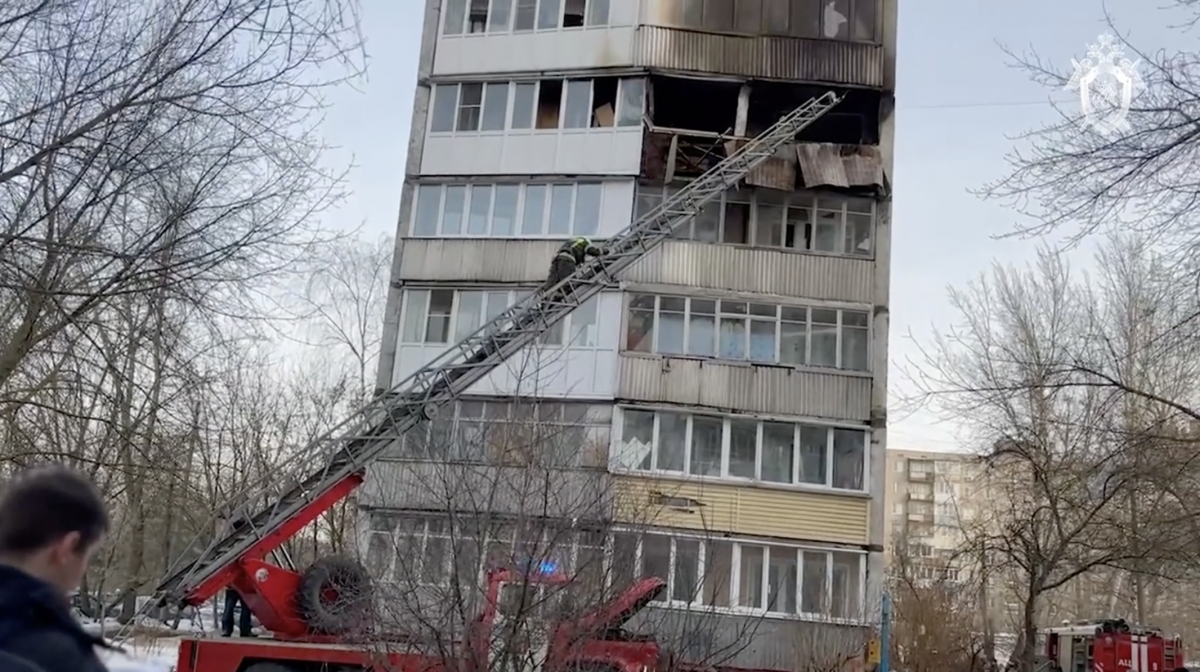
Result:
[0, 465, 108, 594]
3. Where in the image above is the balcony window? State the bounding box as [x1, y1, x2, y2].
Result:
[430, 78, 645, 134]
[396, 399, 612, 466]
[410, 182, 604, 237]
[614, 407, 868, 492]
[611, 529, 866, 619]
[443, 0, 611, 34]
[625, 294, 870, 372]
[637, 186, 875, 258]
[402, 288, 600, 348]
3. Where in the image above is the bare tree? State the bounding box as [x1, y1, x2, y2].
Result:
[907, 245, 1200, 671]
[286, 233, 392, 399]
[888, 531, 986, 672]
[0, 0, 363, 394]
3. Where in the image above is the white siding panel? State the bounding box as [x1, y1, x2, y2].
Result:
[392, 293, 623, 399]
[420, 129, 643, 175]
[624, 242, 874, 303]
[433, 27, 636, 75]
[398, 240, 558, 282]
[617, 354, 872, 421]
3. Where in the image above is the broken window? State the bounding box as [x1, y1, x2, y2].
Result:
[616, 78, 644, 127]
[536, 80, 562, 129]
[590, 78, 617, 127]
[650, 76, 740, 135]
[562, 0, 585, 27]
[488, 0, 512, 31]
[821, 0, 849, 39]
[749, 82, 880, 145]
[723, 197, 750, 245]
[430, 84, 459, 133]
[468, 0, 488, 32]
[456, 83, 483, 131]
[635, 186, 875, 256]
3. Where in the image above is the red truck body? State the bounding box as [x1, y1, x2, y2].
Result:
[1042, 620, 1186, 672]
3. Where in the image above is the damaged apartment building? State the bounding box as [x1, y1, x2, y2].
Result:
[368, 0, 895, 668]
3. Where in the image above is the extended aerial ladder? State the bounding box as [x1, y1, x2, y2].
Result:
[135, 90, 844, 639]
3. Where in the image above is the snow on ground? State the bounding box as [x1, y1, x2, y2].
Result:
[99, 638, 180, 672]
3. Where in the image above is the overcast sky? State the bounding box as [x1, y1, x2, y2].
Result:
[311, 0, 1192, 454]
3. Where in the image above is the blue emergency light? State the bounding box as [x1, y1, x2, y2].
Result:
[536, 560, 558, 574]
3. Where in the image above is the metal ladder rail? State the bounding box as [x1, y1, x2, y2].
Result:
[145, 90, 844, 611]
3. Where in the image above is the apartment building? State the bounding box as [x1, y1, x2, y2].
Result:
[884, 449, 984, 581]
[362, 0, 896, 667]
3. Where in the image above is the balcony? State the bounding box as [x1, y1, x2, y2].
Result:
[907, 491, 933, 502]
[907, 469, 933, 482]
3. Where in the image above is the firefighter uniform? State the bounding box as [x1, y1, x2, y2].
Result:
[543, 237, 602, 290]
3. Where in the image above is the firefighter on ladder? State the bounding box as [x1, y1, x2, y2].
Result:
[543, 237, 603, 292]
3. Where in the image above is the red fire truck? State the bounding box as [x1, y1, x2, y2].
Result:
[166, 471, 783, 672]
[1040, 619, 1186, 672]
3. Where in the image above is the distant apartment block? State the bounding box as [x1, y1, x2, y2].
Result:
[884, 449, 984, 581]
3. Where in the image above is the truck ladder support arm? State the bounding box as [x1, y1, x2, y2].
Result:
[146, 90, 845, 612]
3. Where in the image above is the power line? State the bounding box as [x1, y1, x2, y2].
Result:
[898, 98, 1077, 111]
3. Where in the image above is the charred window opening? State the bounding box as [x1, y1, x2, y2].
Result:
[649, 76, 740, 134]
[562, 0, 584, 26]
[590, 77, 618, 127]
[468, 0, 488, 32]
[665, 0, 876, 43]
[747, 82, 880, 145]
[536, 80, 563, 129]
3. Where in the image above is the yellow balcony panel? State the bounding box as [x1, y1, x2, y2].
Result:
[612, 474, 868, 546]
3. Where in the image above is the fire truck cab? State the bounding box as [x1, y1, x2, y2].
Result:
[1041, 619, 1186, 672]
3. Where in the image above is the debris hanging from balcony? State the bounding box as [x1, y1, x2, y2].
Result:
[796, 143, 888, 193]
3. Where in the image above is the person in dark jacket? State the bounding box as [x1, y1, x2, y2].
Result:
[220, 517, 254, 638]
[0, 465, 111, 672]
[542, 237, 603, 292]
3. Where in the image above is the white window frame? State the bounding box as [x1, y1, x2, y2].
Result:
[612, 528, 868, 622]
[428, 78, 645, 135]
[441, 0, 614, 35]
[370, 512, 612, 589]
[368, 514, 869, 623]
[409, 181, 606, 238]
[625, 293, 871, 372]
[400, 288, 601, 349]
[395, 398, 612, 466]
[613, 406, 869, 493]
[636, 185, 876, 258]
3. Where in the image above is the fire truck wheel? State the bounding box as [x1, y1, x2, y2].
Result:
[243, 663, 297, 672]
[295, 555, 373, 634]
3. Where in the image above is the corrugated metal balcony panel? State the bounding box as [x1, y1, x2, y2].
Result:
[613, 475, 869, 545]
[397, 239, 874, 303]
[617, 355, 871, 421]
[396, 239, 559, 283]
[631, 25, 884, 88]
[629, 608, 870, 669]
[361, 462, 613, 519]
[624, 241, 873, 303]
